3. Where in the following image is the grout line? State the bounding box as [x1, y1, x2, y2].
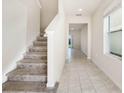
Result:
[78, 70, 83, 93]
[85, 68, 98, 93]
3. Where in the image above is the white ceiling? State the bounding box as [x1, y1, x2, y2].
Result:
[63, 0, 102, 16]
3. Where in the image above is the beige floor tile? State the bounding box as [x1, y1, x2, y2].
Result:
[95, 86, 110, 93]
[82, 88, 96, 93]
[57, 49, 121, 93]
[68, 87, 81, 93]
[57, 88, 68, 93]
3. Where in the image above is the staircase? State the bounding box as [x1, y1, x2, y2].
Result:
[3, 32, 58, 93]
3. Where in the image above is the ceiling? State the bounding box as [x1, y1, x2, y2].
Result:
[63, 0, 102, 16]
[69, 24, 87, 31]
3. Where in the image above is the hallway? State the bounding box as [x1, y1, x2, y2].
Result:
[57, 49, 121, 93]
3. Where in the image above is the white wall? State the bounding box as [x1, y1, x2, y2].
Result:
[70, 30, 81, 50]
[23, 0, 41, 46]
[2, 0, 41, 83]
[40, 0, 58, 30]
[91, 0, 122, 89]
[81, 24, 88, 55]
[46, 14, 66, 87]
[44, 0, 66, 87]
[45, 0, 66, 87]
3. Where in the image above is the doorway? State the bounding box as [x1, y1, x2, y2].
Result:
[67, 23, 88, 57]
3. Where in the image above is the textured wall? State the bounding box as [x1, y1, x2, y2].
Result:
[91, 0, 122, 89]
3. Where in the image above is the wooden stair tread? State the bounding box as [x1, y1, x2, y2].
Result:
[7, 68, 47, 76]
[20, 59, 47, 63]
[3, 81, 47, 92]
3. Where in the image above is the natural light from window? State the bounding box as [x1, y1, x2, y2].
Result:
[104, 7, 122, 59]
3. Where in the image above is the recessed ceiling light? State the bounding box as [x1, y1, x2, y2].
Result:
[78, 9, 82, 11]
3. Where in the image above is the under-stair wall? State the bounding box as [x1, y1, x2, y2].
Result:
[45, 0, 66, 87]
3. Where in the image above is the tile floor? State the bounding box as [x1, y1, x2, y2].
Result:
[57, 49, 121, 93]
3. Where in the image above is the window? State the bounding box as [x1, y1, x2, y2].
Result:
[104, 7, 122, 58]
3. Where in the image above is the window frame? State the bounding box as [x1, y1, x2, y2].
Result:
[103, 6, 122, 60]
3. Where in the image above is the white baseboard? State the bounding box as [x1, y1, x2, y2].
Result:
[47, 82, 55, 88]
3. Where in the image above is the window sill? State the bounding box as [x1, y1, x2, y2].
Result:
[104, 53, 122, 61]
